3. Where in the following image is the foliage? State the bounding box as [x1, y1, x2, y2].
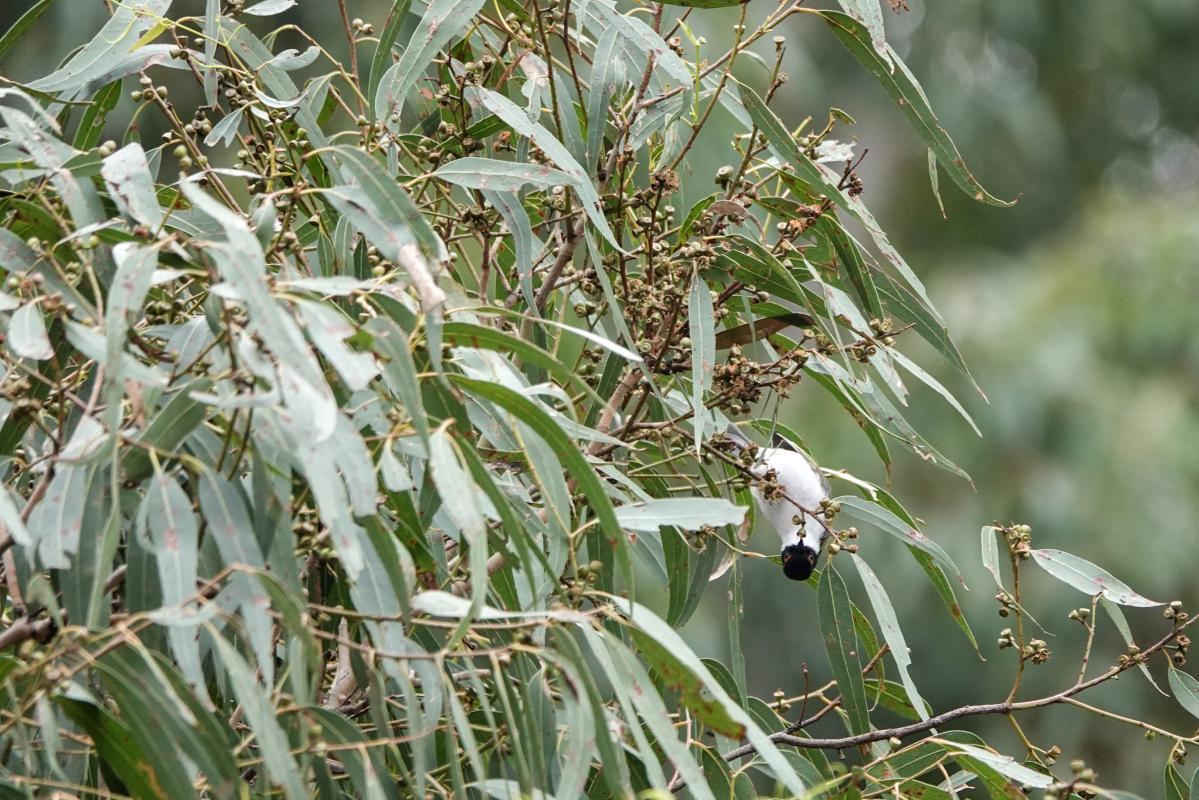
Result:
[0, 1, 1193, 798]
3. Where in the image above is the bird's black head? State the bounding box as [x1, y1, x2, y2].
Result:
[781, 544, 819, 581]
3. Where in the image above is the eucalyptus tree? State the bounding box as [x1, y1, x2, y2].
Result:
[0, 1, 1192, 798]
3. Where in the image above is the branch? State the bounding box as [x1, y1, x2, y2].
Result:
[0, 616, 57, 652]
[674, 613, 1197, 790]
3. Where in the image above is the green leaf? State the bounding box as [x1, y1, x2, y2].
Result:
[366, 317, 429, 445]
[27, 0, 175, 98]
[688, 272, 715, 454]
[863, 678, 931, 721]
[140, 473, 203, 691]
[586, 25, 624, 173]
[850, 553, 928, 722]
[817, 11, 1013, 207]
[97, 648, 239, 798]
[1166, 762, 1188, 800]
[836, 0, 890, 64]
[627, 627, 744, 738]
[1031, 548, 1161, 607]
[657, 0, 743, 6]
[936, 740, 1053, 789]
[579, 2, 693, 98]
[449, 375, 633, 595]
[463, 87, 622, 251]
[0, 485, 30, 549]
[208, 630, 307, 800]
[294, 299, 380, 391]
[56, 694, 168, 799]
[432, 158, 575, 192]
[749, 86, 944, 325]
[981, 525, 1003, 590]
[121, 390, 210, 486]
[835, 496, 962, 581]
[196, 470, 276, 681]
[7, 302, 53, 360]
[73, 80, 121, 150]
[818, 562, 870, 735]
[481, 189, 539, 307]
[308, 708, 394, 800]
[321, 146, 447, 312]
[614, 498, 746, 532]
[368, 0, 412, 116]
[0, 0, 57, 63]
[608, 599, 809, 796]
[820, 216, 883, 319]
[101, 144, 164, 228]
[427, 427, 489, 647]
[888, 347, 980, 436]
[27, 463, 92, 569]
[441, 320, 602, 405]
[374, 0, 486, 127]
[1100, 597, 1165, 695]
[1169, 667, 1199, 720]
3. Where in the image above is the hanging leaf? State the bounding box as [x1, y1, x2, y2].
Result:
[374, 0, 487, 126]
[817, 11, 1013, 206]
[817, 562, 870, 735]
[1169, 667, 1199, 720]
[851, 554, 928, 722]
[463, 87, 622, 250]
[688, 272, 715, 454]
[7, 302, 53, 360]
[432, 158, 574, 192]
[1031, 548, 1161, 607]
[614, 498, 745, 532]
[1100, 597, 1166, 695]
[836, 496, 962, 581]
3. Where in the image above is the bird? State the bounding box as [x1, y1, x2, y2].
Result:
[724, 424, 831, 581]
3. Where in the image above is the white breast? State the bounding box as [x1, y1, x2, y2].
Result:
[748, 448, 829, 551]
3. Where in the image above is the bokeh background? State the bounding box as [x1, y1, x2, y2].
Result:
[4, 0, 1199, 791]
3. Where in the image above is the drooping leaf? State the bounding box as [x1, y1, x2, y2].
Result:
[817, 562, 870, 735]
[937, 740, 1053, 789]
[1165, 762, 1188, 800]
[1031, 548, 1161, 607]
[140, 473, 203, 691]
[1169, 667, 1199, 721]
[688, 272, 715, 454]
[1101, 597, 1166, 694]
[374, 0, 487, 127]
[851, 553, 928, 721]
[817, 11, 1013, 207]
[463, 86, 622, 250]
[608, 598, 809, 796]
[836, 496, 962, 581]
[7, 302, 53, 361]
[208, 630, 307, 800]
[432, 158, 574, 192]
[614, 498, 745, 533]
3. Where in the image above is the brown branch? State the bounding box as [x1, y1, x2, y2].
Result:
[0, 616, 57, 652]
[714, 613, 1197, 764]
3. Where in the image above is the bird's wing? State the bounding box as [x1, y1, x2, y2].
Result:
[723, 423, 752, 452]
[768, 433, 831, 498]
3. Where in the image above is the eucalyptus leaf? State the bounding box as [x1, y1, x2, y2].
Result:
[1031, 548, 1161, 607]
[614, 498, 745, 532]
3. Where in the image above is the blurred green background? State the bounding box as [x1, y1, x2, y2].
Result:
[4, 0, 1199, 791]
